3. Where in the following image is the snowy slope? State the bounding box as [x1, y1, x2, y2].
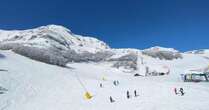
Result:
[186, 49, 209, 60]
[1, 50, 209, 110]
[109, 48, 140, 59]
[138, 53, 209, 79]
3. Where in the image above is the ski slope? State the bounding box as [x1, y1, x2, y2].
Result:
[0, 50, 209, 110]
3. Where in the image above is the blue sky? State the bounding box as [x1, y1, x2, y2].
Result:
[0, 0, 209, 51]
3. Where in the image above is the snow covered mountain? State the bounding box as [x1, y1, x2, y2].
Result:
[0, 25, 209, 110]
[0, 25, 109, 53]
[0, 25, 184, 68]
[0, 25, 114, 66]
[0, 25, 207, 70]
[186, 49, 209, 59]
[143, 46, 179, 53]
[142, 46, 182, 60]
[186, 49, 208, 54]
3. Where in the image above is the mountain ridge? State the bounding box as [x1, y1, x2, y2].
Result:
[1, 24, 207, 52]
[0, 24, 206, 68]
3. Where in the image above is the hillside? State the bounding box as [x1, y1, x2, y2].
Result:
[0, 25, 209, 110]
[0, 50, 209, 110]
[0, 25, 183, 70]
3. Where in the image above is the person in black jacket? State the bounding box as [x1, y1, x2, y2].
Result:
[134, 90, 138, 97]
[127, 91, 130, 99]
[110, 96, 115, 103]
[100, 83, 103, 88]
[179, 88, 184, 96]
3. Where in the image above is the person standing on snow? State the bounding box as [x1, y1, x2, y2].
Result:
[113, 80, 119, 86]
[127, 91, 130, 99]
[100, 83, 103, 88]
[110, 96, 115, 103]
[134, 90, 138, 97]
[174, 88, 178, 95]
[180, 88, 185, 96]
[113, 81, 117, 86]
[116, 80, 119, 85]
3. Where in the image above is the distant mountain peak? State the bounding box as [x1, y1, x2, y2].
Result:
[0, 24, 110, 53]
[38, 24, 72, 33]
[144, 46, 179, 52]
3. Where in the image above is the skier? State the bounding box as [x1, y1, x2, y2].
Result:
[179, 88, 185, 96]
[134, 90, 138, 97]
[110, 96, 115, 103]
[116, 80, 119, 85]
[127, 91, 130, 99]
[113, 81, 117, 86]
[100, 83, 103, 88]
[113, 80, 119, 86]
[174, 87, 178, 95]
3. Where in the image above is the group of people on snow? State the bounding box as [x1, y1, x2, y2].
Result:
[99, 80, 139, 103]
[110, 80, 139, 103]
[100, 80, 120, 88]
[100, 79, 186, 103]
[110, 90, 139, 103]
[127, 90, 139, 99]
[174, 87, 185, 96]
